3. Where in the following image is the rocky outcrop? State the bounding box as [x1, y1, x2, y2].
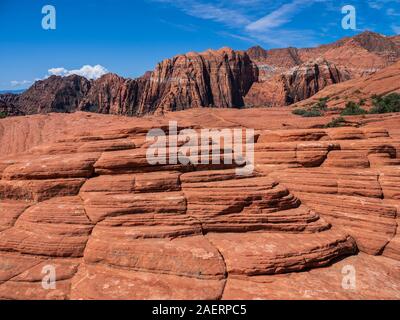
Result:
[300, 31, 400, 77]
[296, 59, 400, 110]
[390, 35, 400, 47]
[0, 94, 24, 117]
[1, 109, 400, 299]
[16, 75, 91, 115]
[248, 31, 400, 81]
[247, 46, 301, 81]
[4, 32, 400, 115]
[282, 59, 351, 104]
[78, 73, 147, 116]
[244, 31, 400, 107]
[12, 48, 258, 116]
[139, 48, 258, 113]
[245, 59, 351, 106]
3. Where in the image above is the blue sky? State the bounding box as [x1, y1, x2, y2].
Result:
[0, 0, 399, 90]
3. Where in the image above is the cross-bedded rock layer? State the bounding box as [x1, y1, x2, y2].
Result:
[0, 110, 399, 299]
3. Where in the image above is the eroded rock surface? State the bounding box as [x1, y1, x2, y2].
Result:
[0, 110, 399, 300]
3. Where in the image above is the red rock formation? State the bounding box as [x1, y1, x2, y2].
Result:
[16, 75, 91, 114]
[247, 46, 301, 80]
[1, 106, 400, 299]
[390, 35, 400, 47]
[245, 59, 351, 106]
[282, 59, 351, 104]
[299, 31, 400, 77]
[79, 48, 258, 116]
[296, 59, 400, 110]
[244, 31, 400, 107]
[5, 31, 400, 116]
[78, 73, 146, 116]
[0, 94, 24, 117]
[139, 48, 258, 114]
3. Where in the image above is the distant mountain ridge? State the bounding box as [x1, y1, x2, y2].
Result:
[1, 31, 399, 117]
[0, 89, 26, 94]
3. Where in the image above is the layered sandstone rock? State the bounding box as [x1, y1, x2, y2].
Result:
[299, 31, 400, 77]
[223, 253, 400, 300]
[282, 59, 351, 104]
[246, 46, 302, 81]
[139, 48, 258, 113]
[245, 59, 351, 107]
[245, 31, 399, 107]
[296, 59, 400, 110]
[8, 48, 258, 117]
[78, 73, 147, 115]
[248, 31, 400, 79]
[1, 110, 400, 300]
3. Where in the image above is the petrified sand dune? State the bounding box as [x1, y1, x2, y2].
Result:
[0, 107, 399, 300]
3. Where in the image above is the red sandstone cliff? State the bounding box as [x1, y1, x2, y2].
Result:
[245, 59, 351, 107]
[78, 73, 147, 116]
[138, 47, 258, 114]
[2, 31, 400, 116]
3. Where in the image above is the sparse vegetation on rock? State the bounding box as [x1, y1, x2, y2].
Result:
[292, 108, 323, 117]
[370, 93, 400, 114]
[292, 97, 330, 117]
[341, 101, 367, 116]
[325, 116, 346, 128]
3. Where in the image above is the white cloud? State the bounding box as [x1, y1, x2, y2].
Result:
[152, 0, 329, 47]
[48, 67, 68, 76]
[47, 65, 109, 80]
[154, 0, 250, 27]
[246, 0, 307, 31]
[10, 80, 32, 87]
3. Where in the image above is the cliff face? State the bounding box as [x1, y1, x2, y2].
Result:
[4, 31, 400, 116]
[78, 73, 147, 116]
[247, 46, 301, 81]
[80, 48, 258, 115]
[245, 59, 351, 107]
[282, 59, 351, 104]
[139, 48, 258, 114]
[16, 75, 91, 115]
[249, 31, 400, 77]
[244, 31, 399, 107]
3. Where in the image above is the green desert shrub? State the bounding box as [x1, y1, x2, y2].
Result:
[358, 98, 366, 106]
[341, 101, 367, 116]
[292, 98, 329, 118]
[316, 97, 329, 110]
[292, 108, 306, 116]
[0, 111, 7, 119]
[370, 93, 400, 114]
[325, 117, 346, 128]
[292, 108, 323, 117]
